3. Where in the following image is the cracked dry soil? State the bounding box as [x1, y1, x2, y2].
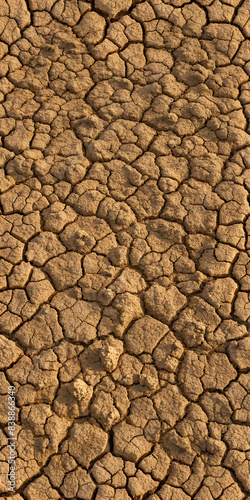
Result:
[0, 0, 250, 499]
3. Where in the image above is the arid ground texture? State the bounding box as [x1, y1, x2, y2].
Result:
[0, 0, 250, 498]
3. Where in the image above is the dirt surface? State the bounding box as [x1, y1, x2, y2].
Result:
[0, 0, 250, 498]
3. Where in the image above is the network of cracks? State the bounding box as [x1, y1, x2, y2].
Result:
[1, 0, 250, 499]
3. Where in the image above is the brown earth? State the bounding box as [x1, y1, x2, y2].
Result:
[0, 0, 250, 498]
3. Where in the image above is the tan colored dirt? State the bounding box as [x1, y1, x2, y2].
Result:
[0, 0, 250, 499]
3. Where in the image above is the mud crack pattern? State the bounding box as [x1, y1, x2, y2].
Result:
[0, 0, 250, 499]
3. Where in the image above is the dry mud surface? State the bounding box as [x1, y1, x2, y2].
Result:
[0, 0, 250, 499]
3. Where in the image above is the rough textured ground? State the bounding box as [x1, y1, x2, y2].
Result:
[0, 0, 250, 498]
